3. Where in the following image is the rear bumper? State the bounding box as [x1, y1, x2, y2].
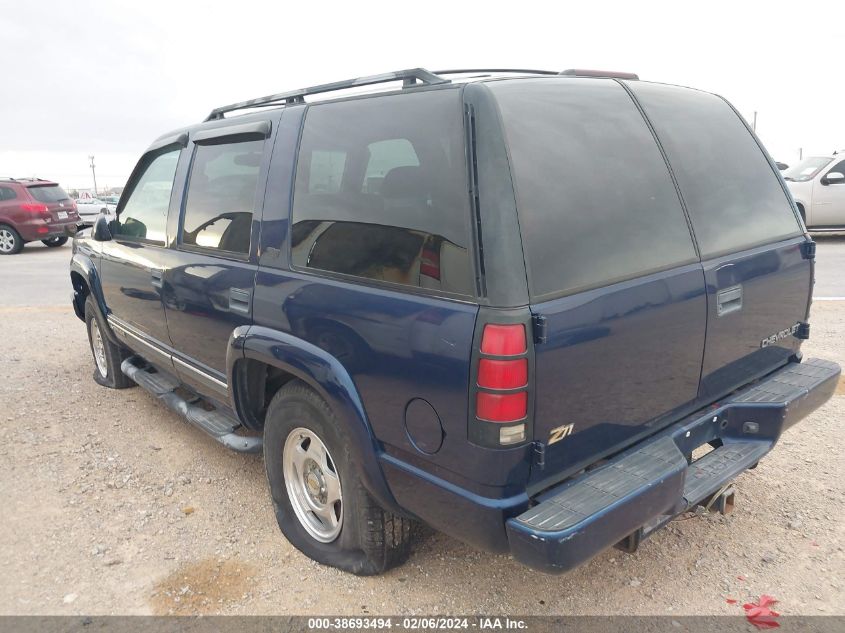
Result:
[17, 217, 79, 241]
[506, 357, 840, 573]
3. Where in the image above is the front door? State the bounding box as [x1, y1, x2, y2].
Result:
[100, 145, 183, 367]
[162, 118, 276, 401]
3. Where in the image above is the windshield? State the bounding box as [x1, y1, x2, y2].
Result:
[783, 156, 833, 182]
[28, 185, 69, 202]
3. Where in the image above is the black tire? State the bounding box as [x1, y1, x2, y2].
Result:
[42, 236, 68, 247]
[264, 380, 412, 575]
[0, 224, 24, 255]
[84, 295, 134, 389]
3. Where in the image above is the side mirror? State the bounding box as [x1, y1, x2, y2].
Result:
[92, 213, 113, 242]
[823, 171, 845, 185]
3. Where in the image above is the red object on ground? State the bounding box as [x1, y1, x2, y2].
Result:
[726, 598, 737, 604]
[743, 595, 781, 629]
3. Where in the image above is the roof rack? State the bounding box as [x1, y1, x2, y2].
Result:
[205, 68, 451, 121]
[433, 68, 560, 76]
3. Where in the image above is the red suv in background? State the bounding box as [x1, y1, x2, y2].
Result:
[0, 178, 80, 254]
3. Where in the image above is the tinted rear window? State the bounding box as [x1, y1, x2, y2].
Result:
[628, 82, 801, 258]
[28, 185, 69, 202]
[489, 79, 697, 300]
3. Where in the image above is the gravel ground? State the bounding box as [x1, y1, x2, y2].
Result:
[0, 245, 843, 616]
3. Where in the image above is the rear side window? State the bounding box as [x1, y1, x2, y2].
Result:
[181, 139, 263, 255]
[115, 149, 180, 242]
[628, 82, 801, 258]
[28, 185, 69, 202]
[291, 89, 473, 296]
[0, 186, 16, 201]
[489, 79, 697, 300]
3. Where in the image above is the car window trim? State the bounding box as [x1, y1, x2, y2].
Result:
[147, 132, 188, 154]
[192, 120, 272, 145]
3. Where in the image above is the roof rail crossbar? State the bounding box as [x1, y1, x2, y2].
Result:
[433, 68, 560, 76]
[205, 68, 450, 121]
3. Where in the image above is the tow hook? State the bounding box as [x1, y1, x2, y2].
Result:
[701, 485, 736, 515]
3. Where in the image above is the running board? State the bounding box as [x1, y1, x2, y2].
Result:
[121, 357, 262, 453]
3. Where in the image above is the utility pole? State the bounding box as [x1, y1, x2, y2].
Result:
[752, 111, 757, 132]
[89, 155, 98, 196]
[799, 148, 803, 160]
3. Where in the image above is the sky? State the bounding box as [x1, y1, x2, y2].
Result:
[1, 0, 843, 192]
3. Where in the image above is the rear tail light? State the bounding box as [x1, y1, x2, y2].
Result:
[476, 391, 527, 422]
[472, 322, 531, 446]
[478, 358, 528, 389]
[420, 245, 441, 280]
[21, 203, 49, 214]
[480, 324, 526, 356]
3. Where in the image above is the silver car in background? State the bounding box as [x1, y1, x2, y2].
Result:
[75, 198, 116, 227]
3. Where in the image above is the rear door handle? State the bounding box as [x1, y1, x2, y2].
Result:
[716, 285, 742, 317]
[229, 288, 252, 315]
[150, 270, 163, 289]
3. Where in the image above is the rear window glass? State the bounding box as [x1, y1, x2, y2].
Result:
[291, 89, 473, 296]
[489, 79, 697, 300]
[28, 185, 69, 202]
[628, 82, 801, 258]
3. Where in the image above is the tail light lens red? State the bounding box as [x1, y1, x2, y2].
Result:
[420, 246, 441, 280]
[476, 392, 527, 423]
[480, 324, 526, 356]
[21, 203, 49, 214]
[478, 358, 528, 389]
[474, 323, 530, 429]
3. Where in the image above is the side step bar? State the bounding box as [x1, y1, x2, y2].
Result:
[121, 356, 262, 453]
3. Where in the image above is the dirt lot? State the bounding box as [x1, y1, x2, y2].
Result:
[0, 244, 843, 616]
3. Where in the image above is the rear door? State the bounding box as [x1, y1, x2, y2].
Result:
[162, 117, 276, 401]
[487, 79, 708, 486]
[628, 81, 811, 402]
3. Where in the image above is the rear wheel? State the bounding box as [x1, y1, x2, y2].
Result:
[0, 225, 23, 255]
[84, 295, 134, 389]
[264, 380, 413, 575]
[42, 236, 68, 247]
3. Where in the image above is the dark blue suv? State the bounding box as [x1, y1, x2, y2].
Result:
[69, 68, 840, 575]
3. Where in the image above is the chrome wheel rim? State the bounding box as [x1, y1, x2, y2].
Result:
[0, 229, 15, 253]
[283, 427, 343, 542]
[90, 319, 108, 378]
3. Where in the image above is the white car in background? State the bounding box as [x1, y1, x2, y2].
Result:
[75, 198, 116, 227]
[783, 153, 845, 229]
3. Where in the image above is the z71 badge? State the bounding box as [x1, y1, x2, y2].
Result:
[549, 423, 575, 445]
[761, 323, 801, 348]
